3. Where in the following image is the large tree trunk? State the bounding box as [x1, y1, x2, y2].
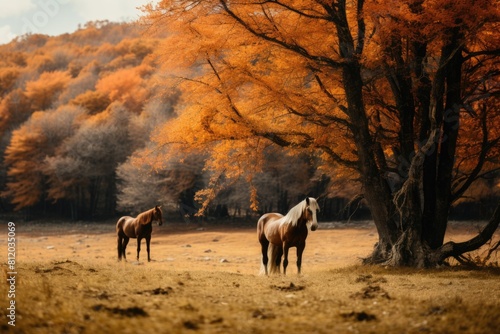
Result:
[422, 30, 463, 250]
[338, 6, 497, 267]
[386, 128, 442, 267]
[333, 2, 399, 263]
[345, 62, 398, 263]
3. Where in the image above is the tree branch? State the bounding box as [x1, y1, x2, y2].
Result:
[433, 201, 500, 263]
[317, 145, 358, 169]
[314, 74, 348, 114]
[263, 0, 332, 21]
[342, 193, 364, 222]
[355, 0, 366, 55]
[219, 0, 343, 69]
[463, 48, 500, 61]
[285, 105, 352, 129]
[452, 102, 500, 201]
[206, 56, 244, 121]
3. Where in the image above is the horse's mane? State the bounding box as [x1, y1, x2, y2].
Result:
[136, 208, 156, 225]
[281, 197, 319, 227]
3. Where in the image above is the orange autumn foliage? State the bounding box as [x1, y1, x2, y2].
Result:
[70, 90, 111, 114]
[95, 67, 149, 112]
[24, 71, 71, 111]
[143, 0, 500, 213]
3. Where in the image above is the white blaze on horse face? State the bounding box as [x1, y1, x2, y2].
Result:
[305, 206, 319, 231]
[309, 208, 318, 231]
[307, 198, 319, 231]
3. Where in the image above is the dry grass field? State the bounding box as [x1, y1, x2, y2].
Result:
[1, 220, 499, 333]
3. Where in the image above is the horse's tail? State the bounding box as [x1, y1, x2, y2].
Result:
[267, 243, 281, 275]
[117, 234, 122, 260]
[259, 260, 266, 276]
[116, 217, 126, 260]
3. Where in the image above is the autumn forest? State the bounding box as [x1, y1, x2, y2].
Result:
[1, 1, 500, 266]
[0, 20, 360, 221]
[0, 21, 175, 219]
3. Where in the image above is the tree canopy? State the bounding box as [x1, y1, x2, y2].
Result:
[143, 0, 500, 266]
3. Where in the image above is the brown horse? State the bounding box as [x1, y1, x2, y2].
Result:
[257, 197, 320, 275]
[116, 206, 163, 262]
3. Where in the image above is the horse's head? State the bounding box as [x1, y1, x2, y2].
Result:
[154, 205, 163, 226]
[305, 197, 320, 231]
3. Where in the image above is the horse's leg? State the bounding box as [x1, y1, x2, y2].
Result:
[117, 235, 122, 261]
[260, 239, 270, 275]
[275, 246, 283, 273]
[282, 243, 290, 276]
[297, 242, 305, 275]
[146, 235, 151, 262]
[137, 237, 142, 261]
[122, 237, 129, 261]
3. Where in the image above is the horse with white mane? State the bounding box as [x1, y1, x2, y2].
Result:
[257, 197, 320, 275]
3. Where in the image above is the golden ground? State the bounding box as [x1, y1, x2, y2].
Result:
[0, 220, 499, 333]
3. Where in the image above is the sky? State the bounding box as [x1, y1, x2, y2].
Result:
[0, 0, 155, 45]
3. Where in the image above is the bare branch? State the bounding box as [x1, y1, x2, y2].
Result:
[452, 102, 500, 201]
[463, 48, 500, 61]
[316, 145, 358, 169]
[434, 201, 500, 263]
[285, 105, 352, 129]
[342, 193, 365, 222]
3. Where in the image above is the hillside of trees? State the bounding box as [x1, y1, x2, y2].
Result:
[0, 17, 498, 223]
[0, 21, 175, 219]
[0, 21, 347, 220]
